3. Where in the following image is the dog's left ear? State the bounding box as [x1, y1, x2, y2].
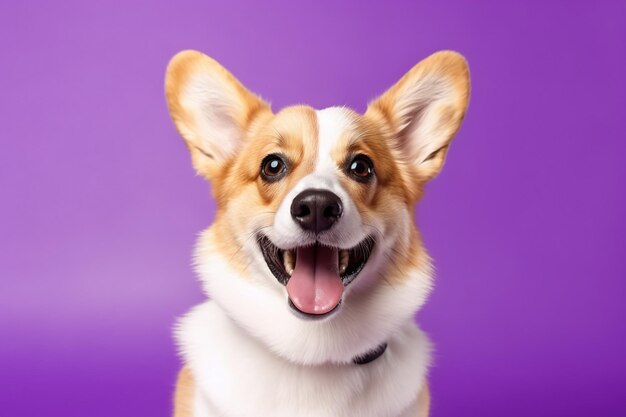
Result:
[366, 51, 470, 184]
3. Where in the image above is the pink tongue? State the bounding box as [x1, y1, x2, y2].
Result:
[287, 245, 344, 315]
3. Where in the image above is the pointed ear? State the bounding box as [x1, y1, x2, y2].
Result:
[165, 50, 271, 179]
[366, 51, 470, 183]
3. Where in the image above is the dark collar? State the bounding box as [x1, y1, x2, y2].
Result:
[352, 342, 387, 365]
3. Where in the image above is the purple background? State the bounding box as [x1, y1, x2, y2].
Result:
[1, 1, 625, 416]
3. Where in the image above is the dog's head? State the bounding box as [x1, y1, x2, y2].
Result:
[166, 50, 469, 364]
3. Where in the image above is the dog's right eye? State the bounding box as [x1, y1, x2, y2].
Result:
[261, 154, 288, 181]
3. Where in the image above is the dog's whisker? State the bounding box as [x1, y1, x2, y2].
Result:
[229, 224, 273, 261]
[377, 272, 396, 288]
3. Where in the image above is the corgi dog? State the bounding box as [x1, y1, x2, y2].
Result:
[165, 50, 470, 417]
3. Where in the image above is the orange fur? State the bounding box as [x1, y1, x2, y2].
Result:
[417, 382, 431, 417]
[173, 367, 194, 417]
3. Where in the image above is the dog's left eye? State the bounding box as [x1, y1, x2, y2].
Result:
[347, 155, 374, 182]
[261, 154, 288, 181]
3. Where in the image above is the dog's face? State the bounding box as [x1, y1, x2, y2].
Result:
[166, 50, 469, 364]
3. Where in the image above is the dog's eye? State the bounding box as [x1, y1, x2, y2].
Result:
[347, 155, 374, 182]
[261, 154, 288, 181]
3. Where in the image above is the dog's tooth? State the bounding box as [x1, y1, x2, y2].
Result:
[339, 250, 349, 274]
[284, 250, 295, 276]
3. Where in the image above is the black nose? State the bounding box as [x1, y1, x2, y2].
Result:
[290, 189, 343, 233]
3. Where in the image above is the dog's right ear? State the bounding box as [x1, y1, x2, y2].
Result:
[165, 50, 271, 180]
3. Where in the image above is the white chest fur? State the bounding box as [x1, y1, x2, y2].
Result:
[178, 302, 431, 417]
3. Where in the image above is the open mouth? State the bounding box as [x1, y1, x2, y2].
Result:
[258, 235, 375, 319]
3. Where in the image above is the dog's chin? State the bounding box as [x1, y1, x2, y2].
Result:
[257, 234, 375, 320]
